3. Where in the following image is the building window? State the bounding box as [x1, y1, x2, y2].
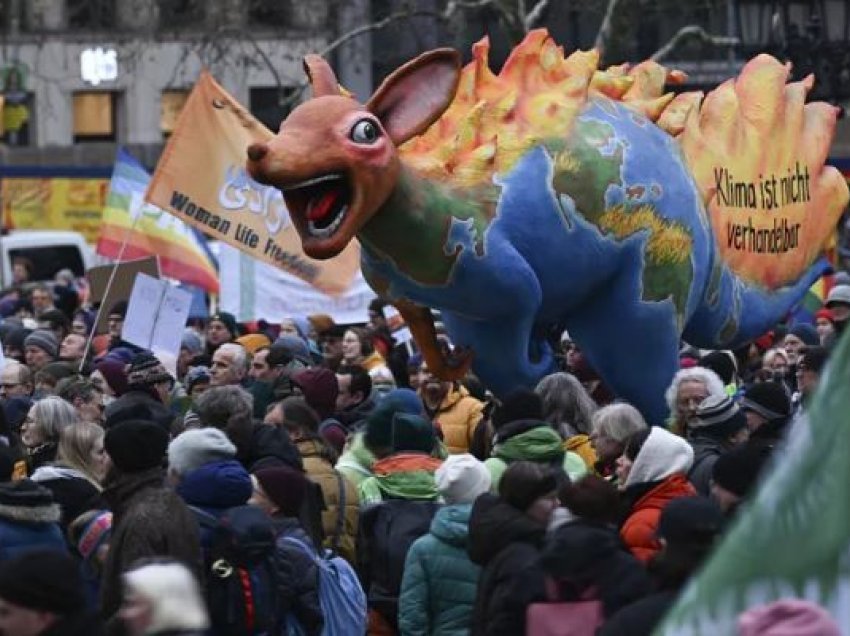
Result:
[161, 89, 189, 138]
[1, 65, 33, 146]
[73, 91, 119, 142]
[158, 0, 203, 28]
[67, 0, 115, 29]
[248, 0, 287, 27]
[250, 86, 296, 133]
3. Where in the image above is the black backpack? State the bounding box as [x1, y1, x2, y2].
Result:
[192, 505, 280, 636]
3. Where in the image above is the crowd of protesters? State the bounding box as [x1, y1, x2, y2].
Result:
[0, 256, 844, 635]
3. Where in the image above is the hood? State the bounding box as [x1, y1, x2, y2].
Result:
[337, 431, 375, 474]
[540, 520, 622, 576]
[177, 460, 252, 509]
[493, 424, 564, 463]
[30, 465, 87, 483]
[372, 453, 441, 501]
[625, 427, 694, 488]
[430, 503, 472, 547]
[634, 474, 696, 511]
[336, 392, 377, 428]
[467, 493, 545, 565]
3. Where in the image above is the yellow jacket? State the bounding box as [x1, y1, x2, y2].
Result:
[564, 434, 597, 469]
[425, 385, 484, 454]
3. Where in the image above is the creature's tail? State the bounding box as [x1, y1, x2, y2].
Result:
[683, 257, 829, 349]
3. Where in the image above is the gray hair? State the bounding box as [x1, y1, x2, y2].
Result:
[217, 343, 247, 373]
[591, 403, 648, 443]
[664, 366, 726, 415]
[194, 385, 253, 428]
[31, 395, 80, 442]
[535, 372, 597, 436]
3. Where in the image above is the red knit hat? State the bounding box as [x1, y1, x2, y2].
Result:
[292, 368, 339, 419]
[253, 467, 307, 517]
[815, 307, 835, 324]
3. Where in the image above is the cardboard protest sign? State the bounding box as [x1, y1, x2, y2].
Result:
[145, 72, 361, 296]
[87, 256, 160, 335]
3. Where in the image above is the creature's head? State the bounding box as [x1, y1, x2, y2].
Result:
[247, 49, 461, 259]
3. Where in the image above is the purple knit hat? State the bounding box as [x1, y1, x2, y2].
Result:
[95, 357, 129, 396]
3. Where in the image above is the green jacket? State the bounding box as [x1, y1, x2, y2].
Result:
[358, 454, 443, 506]
[485, 424, 587, 490]
[399, 504, 480, 636]
[335, 431, 375, 487]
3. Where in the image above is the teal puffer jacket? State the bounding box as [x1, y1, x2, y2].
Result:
[398, 503, 481, 636]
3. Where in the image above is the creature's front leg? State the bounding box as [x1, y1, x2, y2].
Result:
[394, 298, 473, 381]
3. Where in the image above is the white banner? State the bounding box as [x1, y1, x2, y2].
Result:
[218, 244, 375, 324]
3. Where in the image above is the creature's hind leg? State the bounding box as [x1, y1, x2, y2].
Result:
[565, 259, 681, 426]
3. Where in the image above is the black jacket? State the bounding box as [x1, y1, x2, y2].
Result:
[539, 520, 652, 618]
[100, 467, 203, 620]
[598, 590, 678, 636]
[103, 390, 176, 434]
[271, 517, 323, 636]
[241, 423, 303, 472]
[467, 493, 547, 636]
[42, 611, 105, 636]
[357, 498, 441, 629]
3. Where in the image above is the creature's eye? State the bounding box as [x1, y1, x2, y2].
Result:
[350, 119, 380, 144]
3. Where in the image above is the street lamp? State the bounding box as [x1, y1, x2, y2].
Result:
[734, 0, 850, 103]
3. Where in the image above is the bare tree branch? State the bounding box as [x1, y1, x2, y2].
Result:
[594, 0, 622, 57]
[650, 25, 739, 62]
[318, 8, 449, 58]
[524, 0, 552, 31]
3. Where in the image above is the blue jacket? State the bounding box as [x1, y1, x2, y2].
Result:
[176, 460, 253, 547]
[398, 504, 481, 636]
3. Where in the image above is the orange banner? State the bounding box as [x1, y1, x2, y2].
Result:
[145, 72, 360, 295]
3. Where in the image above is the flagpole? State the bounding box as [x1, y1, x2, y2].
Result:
[79, 213, 141, 372]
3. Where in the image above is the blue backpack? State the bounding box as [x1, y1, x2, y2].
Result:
[192, 505, 280, 636]
[281, 536, 367, 636]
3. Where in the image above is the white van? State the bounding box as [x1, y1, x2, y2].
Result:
[0, 230, 94, 288]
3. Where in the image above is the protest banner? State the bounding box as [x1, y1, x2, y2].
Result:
[1, 177, 107, 242]
[145, 71, 360, 296]
[217, 243, 374, 324]
[97, 148, 219, 294]
[122, 272, 192, 375]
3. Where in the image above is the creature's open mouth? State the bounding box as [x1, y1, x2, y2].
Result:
[282, 173, 352, 239]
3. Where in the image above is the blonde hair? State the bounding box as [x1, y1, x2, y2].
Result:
[123, 562, 209, 632]
[57, 422, 104, 489]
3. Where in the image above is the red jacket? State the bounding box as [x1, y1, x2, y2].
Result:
[620, 474, 696, 563]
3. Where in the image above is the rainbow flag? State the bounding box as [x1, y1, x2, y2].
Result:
[97, 148, 219, 293]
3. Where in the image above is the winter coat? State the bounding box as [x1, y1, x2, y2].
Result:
[0, 479, 66, 561]
[484, 421, 587, 490]
[271, 516, 324, 636]
[467, 493, 547, 636]
[175, 459, 253, 548]
[620, 475, 696, 563]
[398, 503, 481, 636]
[334, 393, 378, 432]
[103, 389, 176, 434]
[687, 434, 728, 496]
[297, 439, 359, 564]
[598, 590, 679, 636]
[539, 520, 652, 618]
[100, 467, 203, 620]
[425, 385, 484, 455]
[358, 497, 442, 630]
[31, 464, 103, 531]
[358, 453, 443, 506]
[336, 431, 375, 487]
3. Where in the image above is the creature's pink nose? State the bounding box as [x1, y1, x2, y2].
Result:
[247, 143, 268, 162]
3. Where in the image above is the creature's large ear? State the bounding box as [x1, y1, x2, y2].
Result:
[303, 54, 340, 98]
[366, 48, 461, 145]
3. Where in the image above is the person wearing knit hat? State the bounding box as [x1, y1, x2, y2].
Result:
[23, 329, 58, 371]
[399, 454, 491, 635]
[435, 453, 491, 505]
[359, 411, 443, 506]
[126, 352, 172, 391]
[687, 394, 749, 496]
[105, 420, 169, 473]
[178, 329, 204, 380]
[235, 333, 271, 355]
[363, 388, 425, 458]
[0, 549, 102, 635]
[206, 312, 238, 353]
[167, 428, 236, 477]
[814, 308, 836, 346]
[248, 466, 324, 635]
[92, 357, 129, 400]
[183, 365, 211, 399]
[0, 479, 66, 560]
[739, 381, 791, 447]
[109, 353, 175, 429]
[782, 324, 819, 372]
[3, 326, 32, 363]
[292, 367, 338, 421]
[710, 443, 771, 517]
